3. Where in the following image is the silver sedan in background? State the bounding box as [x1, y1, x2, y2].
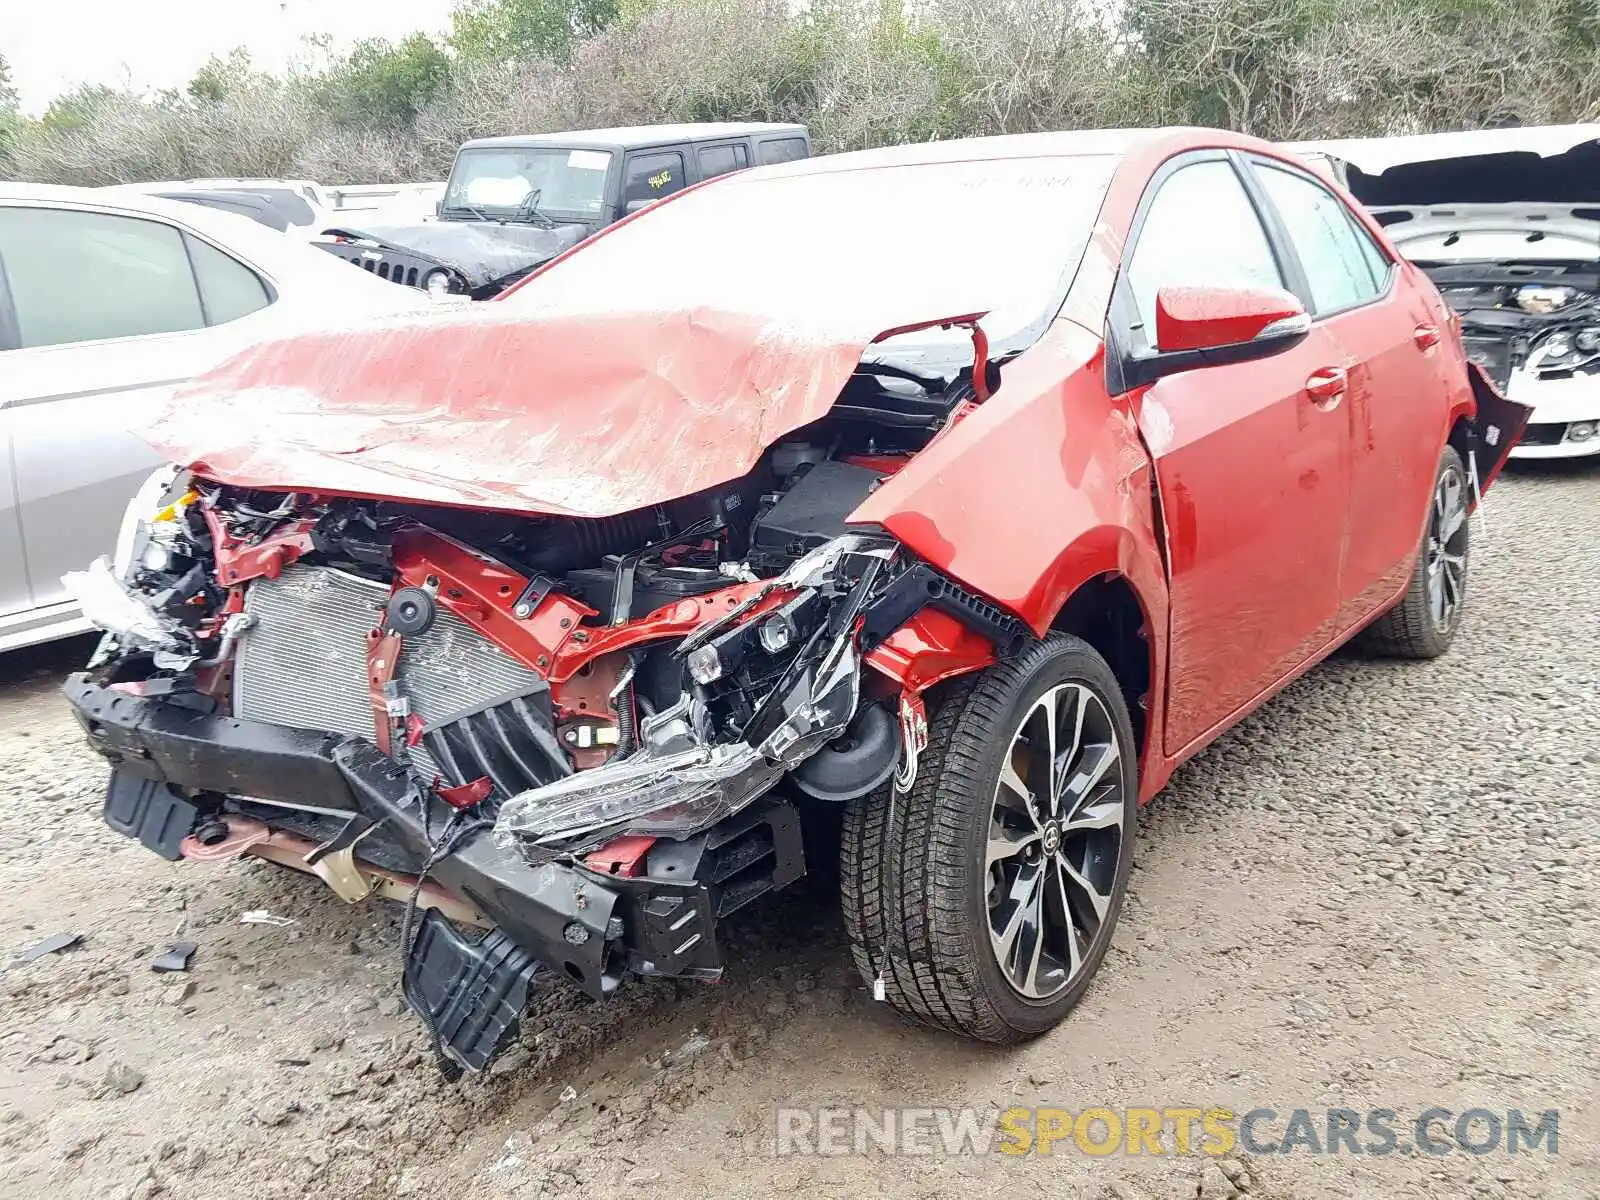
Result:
[0, 184, 425, 652]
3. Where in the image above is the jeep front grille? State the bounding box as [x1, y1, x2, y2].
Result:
[316, 242, 425, 288]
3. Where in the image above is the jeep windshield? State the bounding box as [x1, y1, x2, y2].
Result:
[506, 153, 1118, 379]
[442, 147, 614, 220]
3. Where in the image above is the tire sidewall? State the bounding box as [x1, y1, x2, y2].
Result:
[956, 637, 1138, 1036]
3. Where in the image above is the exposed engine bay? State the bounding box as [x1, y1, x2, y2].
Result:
[63, 386, 1029, 1074]
[1351, 172, 1600, 452]
[1419, 259, 1600, 394]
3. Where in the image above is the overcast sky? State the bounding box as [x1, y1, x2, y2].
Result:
[2, 0, 454, 113]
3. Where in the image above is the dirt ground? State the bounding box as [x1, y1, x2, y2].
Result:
[1, 462, 1596, 1200]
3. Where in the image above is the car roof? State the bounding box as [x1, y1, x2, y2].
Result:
[1, 181, 282, 230]
[460, 122, 809, 152]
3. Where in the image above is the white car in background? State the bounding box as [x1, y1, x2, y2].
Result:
[0, 184, 427, 652]
[105, 178, 336, 238]
[1296, 125, 1600, 459]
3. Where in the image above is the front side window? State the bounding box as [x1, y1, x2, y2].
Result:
[1126, 160, 1286, 343]
[0, 207, 204, 349]
[1255, 163, 1388, 314]
[623, 152, 687, 206]
[698, 143, 749, 180]
[443, 147, 613, 217]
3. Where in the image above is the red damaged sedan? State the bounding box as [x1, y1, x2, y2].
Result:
[64, 129, 1529, 1073]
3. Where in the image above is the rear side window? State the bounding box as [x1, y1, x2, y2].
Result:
[623, 152, 686, 206]
[1255, 164, 1388, 314]
[185, 233, 271, 324]
[757, 137, 809, 166]
[0, 207, 204, 349]
[698, 143, 750, 179]
[1126, 160, 1286, 340]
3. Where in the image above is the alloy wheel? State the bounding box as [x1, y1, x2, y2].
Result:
[986, 682, 1127, 1000]
[1425, 466, 1468, 632]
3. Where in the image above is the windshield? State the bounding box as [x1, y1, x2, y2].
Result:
[444, 147, 614, 217]
[509, 154, 1117, 371]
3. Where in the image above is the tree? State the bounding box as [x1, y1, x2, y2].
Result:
[0, 53, 17, 112]
[319, 34, 452, 127]
[449, 0, 621, 66]
[187, 49, 266, 104]
[0, 54, 19, 170]
[39, 83, 122, 134]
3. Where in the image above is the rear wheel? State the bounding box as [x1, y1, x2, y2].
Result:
[1357, 446, 1470, 659]
[839, 634, 1136, 1042]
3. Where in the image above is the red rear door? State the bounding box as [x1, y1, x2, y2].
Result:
[1244, 158, 1455, 630]
[1117, 155, 1351, 756]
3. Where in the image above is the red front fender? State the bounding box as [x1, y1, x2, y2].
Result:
[850, 321, 1168, 639]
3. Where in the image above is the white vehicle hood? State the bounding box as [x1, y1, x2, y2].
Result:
[1374, 203, 1600, 263]
[1290, 124, 1600, 176]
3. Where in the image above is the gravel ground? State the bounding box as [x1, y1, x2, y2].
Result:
[0, 461, 1596, 1200]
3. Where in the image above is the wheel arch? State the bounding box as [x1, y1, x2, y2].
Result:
[1046, 569, 1155, 766]
[1447, 412, 1473, 475]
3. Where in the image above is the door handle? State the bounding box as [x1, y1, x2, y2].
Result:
[1413, 324, 1442, 350]
[1304, 367, 1348, 408]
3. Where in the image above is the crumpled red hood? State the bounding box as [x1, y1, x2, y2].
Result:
[142, 305, 878, 518]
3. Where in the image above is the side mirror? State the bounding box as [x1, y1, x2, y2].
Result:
[1130, 285, 1311, 385]
[624, 198, 652, 215]
[1156, 285, 1309, 353]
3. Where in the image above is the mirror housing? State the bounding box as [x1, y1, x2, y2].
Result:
[624, 198, 653, 215]
[1127, 285, 1311, 387]
[1157, 285, 1309, 352]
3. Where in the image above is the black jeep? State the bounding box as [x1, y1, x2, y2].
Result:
[314, 122, 812, 299]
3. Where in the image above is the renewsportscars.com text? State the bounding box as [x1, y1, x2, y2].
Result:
[774, 1106, 1560, 1158]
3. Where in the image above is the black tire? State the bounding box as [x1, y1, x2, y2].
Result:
[1357, 446, 1470, 659]
[839, 633, 1137, 1042]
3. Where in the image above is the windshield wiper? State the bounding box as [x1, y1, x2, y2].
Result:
[513, 188, 556, 229]
[442, 203, 494, 222]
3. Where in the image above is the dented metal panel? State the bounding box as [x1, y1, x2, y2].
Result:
[140, 305, 874, 518]
[852, 320, 1169, 641]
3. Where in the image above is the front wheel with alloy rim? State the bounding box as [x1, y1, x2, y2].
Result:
[1357, 445, 1470, 659]
[840, 633, 1137, 1042]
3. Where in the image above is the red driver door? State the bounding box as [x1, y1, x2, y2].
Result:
[1117, 156, 1351, 756]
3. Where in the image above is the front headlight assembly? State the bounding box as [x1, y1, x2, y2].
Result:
[111, 466, 190, 581]
[495, 535, 887, 847]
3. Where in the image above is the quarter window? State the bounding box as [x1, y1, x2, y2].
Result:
[698, 143, 749, 179]
[623, 152, 687, 207]
[185, 233, 271, 324]
[0, 207, 205, 349]
[1255, 164, 1388, 314]
[757, 137, 809, 166]
[1126, 160, 1286, 344]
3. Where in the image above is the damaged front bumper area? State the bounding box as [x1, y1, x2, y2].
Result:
[63, 484, 1025, 1074]
[65, 673, 803, 1070]
[63, 385, 1036, 1073]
